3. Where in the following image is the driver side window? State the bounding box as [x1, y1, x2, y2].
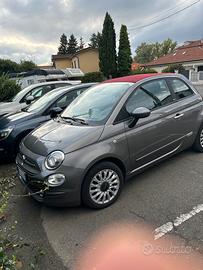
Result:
[115, 79, 172, 123]
[126, 79, 172, 112]
[21, 85, 54, 103]
[55, 88, 86, 110]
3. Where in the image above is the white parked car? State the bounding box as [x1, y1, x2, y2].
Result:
[0, 81, 79, 117]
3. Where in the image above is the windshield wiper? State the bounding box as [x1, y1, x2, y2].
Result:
[61, 116, 89, 125]
[56, 116, 73, 124]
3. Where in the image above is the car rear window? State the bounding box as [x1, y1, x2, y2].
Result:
[169, 79, 194, 100]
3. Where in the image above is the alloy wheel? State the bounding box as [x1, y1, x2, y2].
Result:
[89, 169, 120, 205]
[200, 129, 203, 148]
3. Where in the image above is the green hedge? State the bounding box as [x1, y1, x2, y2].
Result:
[162, 64, 185, 73]
[0, 74, 21, 102]
[81, 72, 105, 83]
[131, 68, 158, 75]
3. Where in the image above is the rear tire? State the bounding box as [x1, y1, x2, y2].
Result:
[82, 162, 124, 209]
[193, 124, 203, 152]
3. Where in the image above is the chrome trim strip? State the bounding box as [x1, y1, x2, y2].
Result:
[130, 144, 181, 175]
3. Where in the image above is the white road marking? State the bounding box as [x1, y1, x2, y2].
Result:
[154, 204, 203, 240]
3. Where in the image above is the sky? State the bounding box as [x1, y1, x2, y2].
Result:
[0, 0, 202, 65]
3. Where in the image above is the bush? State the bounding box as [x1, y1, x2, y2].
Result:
[0, 74, 21, 102]
[131, 68, 157, 75]
[81, 72, 105, 83]
[162, 64, 185, 73]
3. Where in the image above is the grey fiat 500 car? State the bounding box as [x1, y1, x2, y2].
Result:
[16, 73, 203, 209]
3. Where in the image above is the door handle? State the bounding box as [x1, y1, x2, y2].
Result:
[174, 113, 184, 119]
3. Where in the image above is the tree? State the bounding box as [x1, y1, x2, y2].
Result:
[135, 39, 177, 64]
[67, 34, 78, 54]
[0, 59, 19, 75]
[0, 58, 36, 75]
[58, 33, 68, 55]
[161, 38, 177, 56]
[0, 74, 21, 101]
[89, 32, 101, 49]
[99, 13, 117, 78]
[135, 43, 156, 64]
[79, 37, 85, 49]
[118, 25, 132, 76]
[19, 60, 36, 72]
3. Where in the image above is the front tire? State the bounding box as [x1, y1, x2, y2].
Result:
[193, 124, 203, 152]
[82, 162, 124, 209]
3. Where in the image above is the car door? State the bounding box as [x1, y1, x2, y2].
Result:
[166, 77, 203, 144]
[122, 78, 186, 171]
[22, 90, 78, 131]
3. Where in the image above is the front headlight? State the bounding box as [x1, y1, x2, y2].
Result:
[45, 151, 65, 170]
[0, 126, 13, 141]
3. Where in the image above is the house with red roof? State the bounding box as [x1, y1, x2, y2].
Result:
[141, 40, 203, 83]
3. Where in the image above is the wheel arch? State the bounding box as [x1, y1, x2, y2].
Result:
[82, 156, 127, 181]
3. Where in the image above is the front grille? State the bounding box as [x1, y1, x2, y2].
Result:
[17, 151, 40, 175]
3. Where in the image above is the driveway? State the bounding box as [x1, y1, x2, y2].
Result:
[41, 149, 203, 268]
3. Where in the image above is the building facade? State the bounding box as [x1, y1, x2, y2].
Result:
[52, 48, 99, 74]
[142, 40, 203, 84]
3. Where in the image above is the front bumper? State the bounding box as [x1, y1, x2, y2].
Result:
[16, 145, 82, 207]
[17, 168, 80, 207]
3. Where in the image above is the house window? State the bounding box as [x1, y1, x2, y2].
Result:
[198, 66, 203, 72]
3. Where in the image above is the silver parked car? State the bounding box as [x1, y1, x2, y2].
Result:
[16, 74, 203, 209]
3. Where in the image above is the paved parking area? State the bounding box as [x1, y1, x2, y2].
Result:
[41, 149, 203, 268]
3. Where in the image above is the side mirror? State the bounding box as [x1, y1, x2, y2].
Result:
[50, 107, 63, 119]
[128, 107, 150, 128]
[25, 95, 35, 105]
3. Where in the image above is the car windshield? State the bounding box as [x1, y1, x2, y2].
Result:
[61, 83, 132, 125]
[26, 89, 65, 113]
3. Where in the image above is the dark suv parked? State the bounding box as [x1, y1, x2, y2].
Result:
[16, 74, 203, 209]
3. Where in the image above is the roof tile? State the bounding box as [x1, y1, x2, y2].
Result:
[142, 40, 203, 67]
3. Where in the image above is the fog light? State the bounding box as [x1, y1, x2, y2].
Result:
[47, 174, 65, 187]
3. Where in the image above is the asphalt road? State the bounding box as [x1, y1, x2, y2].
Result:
[1, 82, 203, 269]
[41, 149, 203, 268]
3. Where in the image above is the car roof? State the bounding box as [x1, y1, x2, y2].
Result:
[12, 81, 82, 103]
[104, 73, 172, 83]
[43, 82, 96, 96]
[28, 80, 73, 87]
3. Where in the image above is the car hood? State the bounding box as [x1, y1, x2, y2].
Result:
[0, 102, 22, 116]
[0, 111, 34, 128]
[23, 120, 104, 156]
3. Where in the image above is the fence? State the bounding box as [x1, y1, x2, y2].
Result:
[190, 71, 203, 83]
